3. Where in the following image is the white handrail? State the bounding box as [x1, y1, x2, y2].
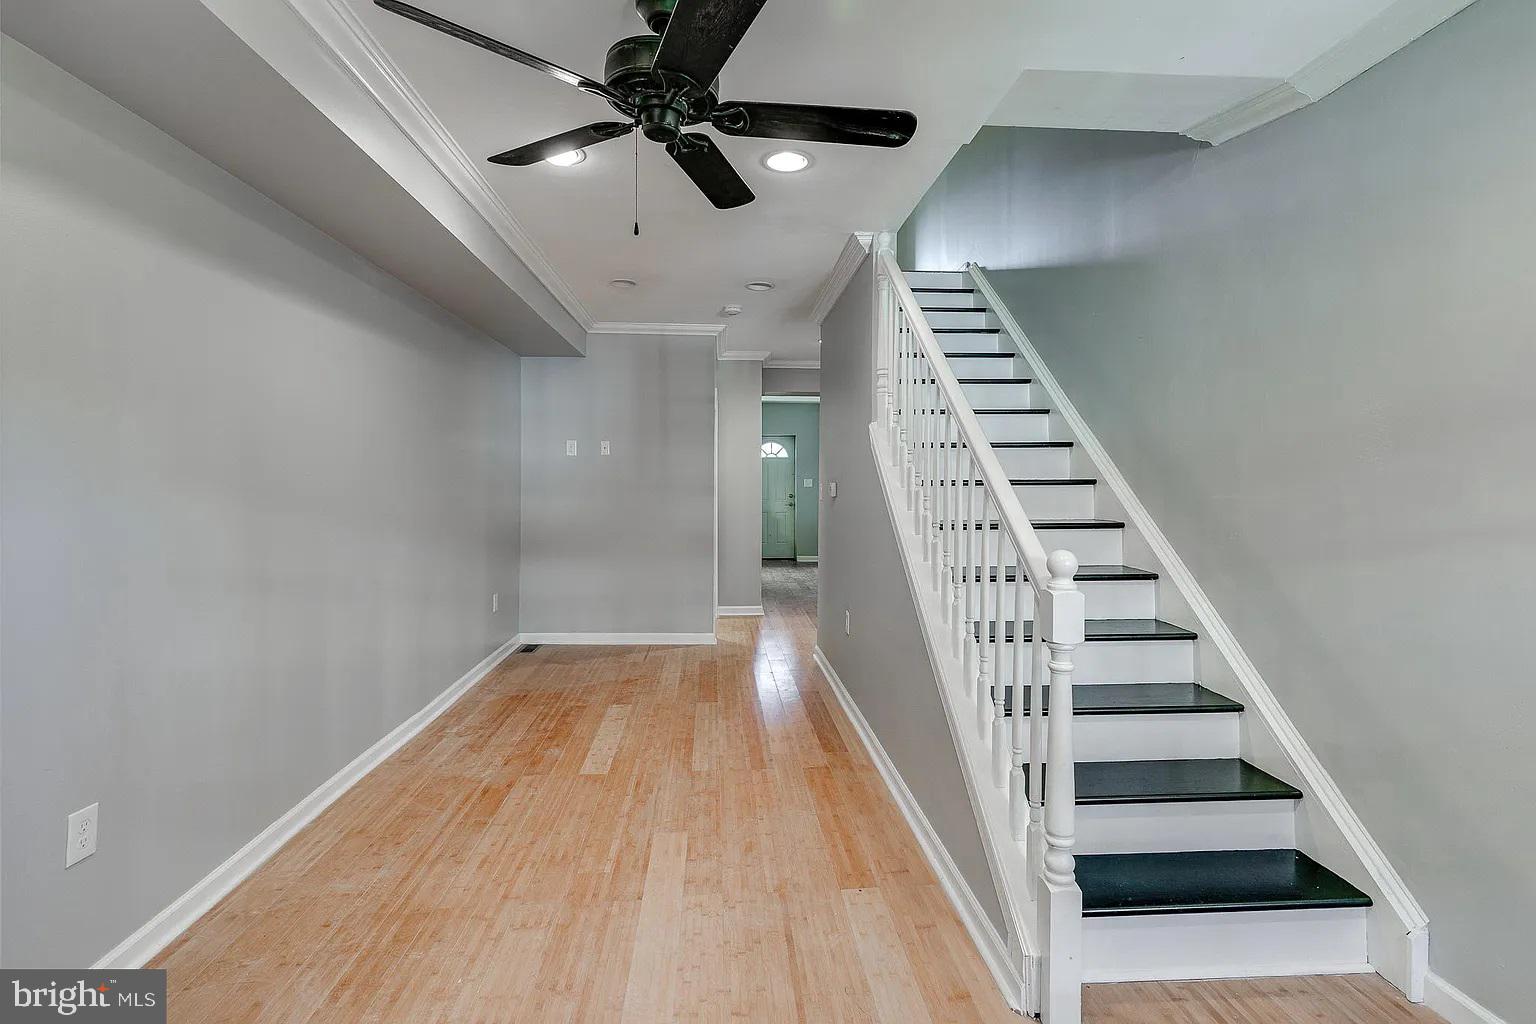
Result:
[870, 243, 1084, 1023]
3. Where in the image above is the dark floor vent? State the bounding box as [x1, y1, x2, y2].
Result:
[515, 644, 542, 654]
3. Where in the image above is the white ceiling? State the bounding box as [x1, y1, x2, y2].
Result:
[346, 0, 1034, 362]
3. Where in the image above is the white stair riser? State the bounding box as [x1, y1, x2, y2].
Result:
[961, 381, 1031, 406]
[976, 413, 1049, 442]
[905, 270, 967, 289]
[1073, 798, 1294, 854]
[1082, 908, 1369, 984]
[965, 577, 1155, 620]
[1010, 481, 1094, 518]
[954, 528, 1122, 565]
[924, 309, 990, 330]
[988, 638, 1194, 683]
[945, 356, 1024, 379]
[912, 290, 980, 309]
[992, 447, 1071, 477]
[937, 333, 1009, 354]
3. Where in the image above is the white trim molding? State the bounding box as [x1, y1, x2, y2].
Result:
[765, 359, 821, 370]
[794, 555, 819, 564]
[968, 264, 1431, 1001]
[93, 632, 525, 969]
[809, 232, 876, 324]
[715, 605, 765, 617]
[813, 647, 1025, 1012]
[589, 321, 727, 337]
[517, 632, 716, 646]
[1183, 0, 1477, 144]
[717, 350, 771, 362]
[1426, 973, 1511, 1024]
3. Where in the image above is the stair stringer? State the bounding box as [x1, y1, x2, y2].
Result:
[863, 421, 1042, 1016]
[968, 264, 1430, 1002]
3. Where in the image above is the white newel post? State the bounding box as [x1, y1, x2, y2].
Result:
[872, 231, 898, 455]
[1038, 550, 1084, 1024]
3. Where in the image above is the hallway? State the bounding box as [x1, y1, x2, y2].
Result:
[151, 560, 1443, 1023]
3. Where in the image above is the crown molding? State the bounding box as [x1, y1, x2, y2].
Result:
[1184, 0, 1476, 145]
[588, 322, 727, 337]
[276, 0, 597, 329]
[765, 359, 821, 370]
[1184, 83, 1309, 145]
[809, 231, 877, 324]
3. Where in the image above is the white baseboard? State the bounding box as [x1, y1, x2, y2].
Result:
[795, 555, 819, 563]
[812, 646, 1025, 1012]
[715, 605, 764, 617]
[1426, 973, 1510, 1024]
[93, 632, 525, 970]
[518, 631, 716, 646]
[968, 264, 1430, 1001]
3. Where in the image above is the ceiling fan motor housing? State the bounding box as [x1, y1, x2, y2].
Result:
[634, 0, 676, 33]
[604, 33, 717, 142]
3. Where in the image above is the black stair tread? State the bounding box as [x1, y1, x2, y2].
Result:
[1004, 682, 1242, 716]
[942, 478, 1097, 486]
[938, 441, 1072, 449]
[1024, 758, 1300, 805]
[940, 407, 1050, 415]
[963, 564, 1157, 583]
[933, 327, 1002, 334]
[921, 306, 989, 312]
[1077, 850, 1373, 917]
[910, 287, 974, 293]
[920, 378, 1033, 384]
[941, 518, 1124, 531]
[974, 619, 1198, 642]
[938, 351, 1017, 358]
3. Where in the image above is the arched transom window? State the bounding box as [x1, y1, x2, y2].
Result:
[761, 441, 789, 459]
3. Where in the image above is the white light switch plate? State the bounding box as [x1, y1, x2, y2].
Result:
[600, 440, 611, 456]
[565, 439, 578, 456]
[66, 803, 98, 867]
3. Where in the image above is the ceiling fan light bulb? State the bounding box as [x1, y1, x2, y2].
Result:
[763, 150, 810, 173]
[545, 149, 586, 167]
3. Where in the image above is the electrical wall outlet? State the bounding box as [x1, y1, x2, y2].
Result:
[491, 593, 499, 613]
[828, 481, 837, 499]
[66, 803, 98, 868]
[845, 610, 852, 636]
[803, 478, 813, 488]
[565, 439, 578, 456]
[600, 440, 611, 456]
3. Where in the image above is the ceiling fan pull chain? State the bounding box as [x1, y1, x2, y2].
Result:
[633, 128, 641, 237]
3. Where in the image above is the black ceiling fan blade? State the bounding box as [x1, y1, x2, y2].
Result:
[373, 0, 627, 106]
[488, 122, 635, 166]
[652, 0, 768, 90]
[712, 102, 917, 147]
[666, 134, 755, 210]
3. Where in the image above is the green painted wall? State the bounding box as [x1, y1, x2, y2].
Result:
[761, 401, 819, 558]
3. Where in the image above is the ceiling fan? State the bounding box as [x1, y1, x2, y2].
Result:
[373, 0, 918, 210]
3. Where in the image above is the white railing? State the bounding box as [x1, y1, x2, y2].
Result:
[871, 241, 1084, 1021]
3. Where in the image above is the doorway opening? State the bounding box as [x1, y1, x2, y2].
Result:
[761, 435, 796, 559]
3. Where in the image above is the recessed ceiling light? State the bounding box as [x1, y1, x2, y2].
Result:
[720, 304, 744, 317]
[745, 281, 775, 292]
[545, 149, 586, 167]
[762, 150, 811, 173]
[608, 278, 638, 289]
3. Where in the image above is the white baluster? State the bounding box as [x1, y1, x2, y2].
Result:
[1039, 549, 1084, 1024]
[1026, 630, 1047, 854]
[991, 533, 1010, 787]
[1009, 573, 1029, 830]
[929, 394, 944, 589]
[902, 318, 917, 515]
[962, 451, 979, 688]
[975, 493, 992, 740]
[949, 429, 965, 654]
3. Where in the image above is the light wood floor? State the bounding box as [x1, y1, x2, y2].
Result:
[154, 560, 1445, 1023]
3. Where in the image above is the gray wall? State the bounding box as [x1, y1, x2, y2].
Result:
[819, 257, 1007, 936]
[900, 0, 1535, 1015]
[716, 360, 763, 609]
[520, 336, 717, 635]
[1, 41, 521, 967]
[762, 366, 820, 396]
[761, 402, 820, 559]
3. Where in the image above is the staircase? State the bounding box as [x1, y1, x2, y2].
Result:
[871, 255, 1376, 1020]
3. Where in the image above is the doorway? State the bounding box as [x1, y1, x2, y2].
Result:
[761, 435, 796, 559]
